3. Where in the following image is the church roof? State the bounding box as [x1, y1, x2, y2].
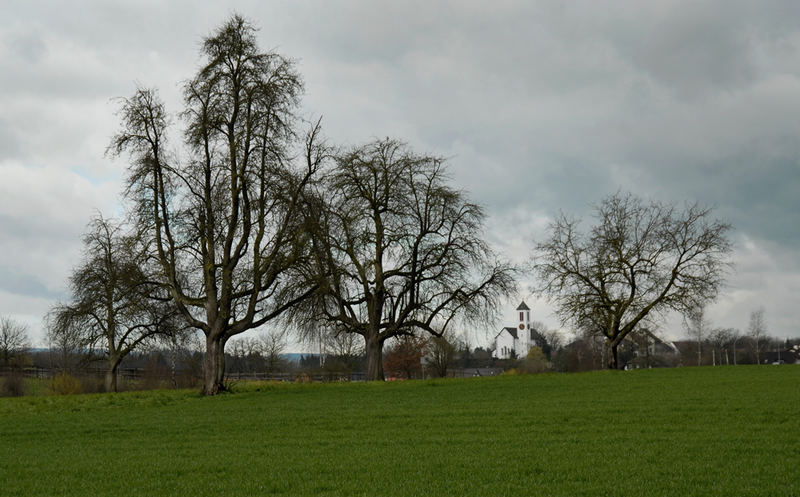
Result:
[499, 326, 518, 339]
[516, 301, 530, 311]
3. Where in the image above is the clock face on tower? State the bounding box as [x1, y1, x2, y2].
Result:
[519, 324, 525, 330]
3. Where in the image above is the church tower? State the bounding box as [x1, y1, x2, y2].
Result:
[517, 301, 530, 330]
[493, 300, 538, 360]
[517, 301, 531, 352]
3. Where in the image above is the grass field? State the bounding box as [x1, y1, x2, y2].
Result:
[1, 366, 798, 496]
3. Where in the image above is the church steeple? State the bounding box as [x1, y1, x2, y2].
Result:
[517, 301, 530, 331]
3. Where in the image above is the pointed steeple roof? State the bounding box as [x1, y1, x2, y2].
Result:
[516, 301, 530, 311]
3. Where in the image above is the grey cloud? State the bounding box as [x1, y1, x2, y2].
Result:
[0, 266, 63, 300]
[607, 5, 758, 98]
[0, 115, 20, 160]
[7, 29, 46, 62]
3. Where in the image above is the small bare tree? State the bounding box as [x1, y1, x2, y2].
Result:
[708, 327, 733, 366]
[683, 306, 711, 366]
[49, 215, 177, 392]
[533, 192, 732, 369]
[729, 328, 741, 365]
[158, 326, 195, 389]
[45, 311, 86, 373]
[0, 316, 30, 367]
[258, 329, 288, 374]
[748, 308, 767, 365]
[531, 321, 563, 360]
[322, 330, 364, 371]
[425, 331, 457, 378]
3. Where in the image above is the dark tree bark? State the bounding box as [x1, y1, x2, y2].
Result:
[365, 334, 385, 381]
[105, 355, 121, 393]
[534, 192, 733, 370]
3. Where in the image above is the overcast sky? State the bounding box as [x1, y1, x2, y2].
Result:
[2, 1, 799, 347]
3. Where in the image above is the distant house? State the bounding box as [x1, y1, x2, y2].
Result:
[493, 301, 546, 359]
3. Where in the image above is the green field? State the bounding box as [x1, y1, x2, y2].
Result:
[1, 366, 798, 496]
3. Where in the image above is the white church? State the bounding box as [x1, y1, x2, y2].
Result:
[493, 301, 547, 359]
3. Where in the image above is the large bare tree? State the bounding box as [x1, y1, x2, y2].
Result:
[49, 215, 176, 392]
[110, 15, 322, 394]
[533, 192, 732, 369]
[299, 139, 516, 380]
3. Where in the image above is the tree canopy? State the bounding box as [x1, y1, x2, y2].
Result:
[533, 192, 732, 369]
[297, 139, 515, 380]
[49, 215, 177, 392]
[111, 15, 323, 394]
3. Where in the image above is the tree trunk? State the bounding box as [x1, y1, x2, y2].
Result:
[216, 336, 228, 386]
[755, 338, 760, 365]
[606, 342, 620, 370]
[203, 335, 226, 395]
[365, 334, 385, 381]
[105, 356, 121, 393]
[697, 341, 702, 366]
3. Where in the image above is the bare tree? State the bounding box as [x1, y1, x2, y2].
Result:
[227, 336, 263, 375]
[159, 326, 195, 389]
[748, 307, 767, 365]
[322, 330, 364, 371]
[683, 306, 711, 366]
[533, 192, 732, 369]
[531, 321, 563, 360]
[297, 139, 516, 380]
[708, 327, 733, 366]
[0, 316, 30, 367]
[729, 328, 742, 365]
[110, 16, 323, 394]
[49, 215, 177, 392]
[45, 311, 85, 373]
[425, 331, 457, 378]
[258, 329, 288, 374]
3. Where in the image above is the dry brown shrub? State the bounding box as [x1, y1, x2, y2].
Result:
[48, 373, 83, 395]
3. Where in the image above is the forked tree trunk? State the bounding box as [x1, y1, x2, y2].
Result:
[105, 356, 121, 393]
[607, 342, 620, 370]
[365, 334, 385, 381]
